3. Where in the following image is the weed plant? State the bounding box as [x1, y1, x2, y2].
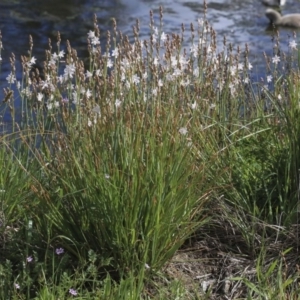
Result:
[1, 3, 300, 299]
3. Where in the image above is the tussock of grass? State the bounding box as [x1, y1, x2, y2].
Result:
[1, 2, 300, 299]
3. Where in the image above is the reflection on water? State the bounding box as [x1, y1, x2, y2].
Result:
[0, 0, 300, 124]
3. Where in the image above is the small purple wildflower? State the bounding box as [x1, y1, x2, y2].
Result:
[55, 247, 64, 255]
[61, 97, 69, 104]
[69, 288, 78, 296]
[14, 283, 20, 289]
[26, 256, 33, 263]
[179, 127, 188, 135]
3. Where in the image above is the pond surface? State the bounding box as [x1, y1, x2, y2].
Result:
[0, 0, 300, 124]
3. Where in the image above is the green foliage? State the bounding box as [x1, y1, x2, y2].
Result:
[223, 83, 300, 226]
[232, 248, 300, 300]
[1, 5, 300, 299]
[32, 99, 208, 278]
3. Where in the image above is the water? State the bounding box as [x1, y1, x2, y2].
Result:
[0, 0, 300, 126]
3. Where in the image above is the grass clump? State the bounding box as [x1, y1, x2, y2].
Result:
[1, 3, 300, 299]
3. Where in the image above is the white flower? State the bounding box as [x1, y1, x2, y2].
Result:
[151, 27, 158, 43]
[190, 102, 197, 110]
[112, 47, 119, 58]
[230, 65, 237, 76]
[27, 56, 36, 68]
[166, 73, 173, 81]
[88, 30, 95, 39]
[86, 70, 93, 79]
[52, 53, 58, 61]
[244, 77, 250, 84]
[115, 99, 122, 107]
[180, 79, 190, 87]
[289, 40, 297, 50]
[217, 80, 224, 91]
[48, 58, 56, 66]
[193, 67, 199, 77]
[64, 63, 76, 79]
[121, 58, 130, 69]
[121, 72, 126, 82]
[91, 36, 100, 46]
[262, 85, 269, 92]
[107, 58, 113, 68]
[207, 45, 213, 54]
[179, 127, 188, 135]
[103, 52, 111, 58]
[56, 75, 62, 85]
[161, 32, 167, 42]
[72, 91, 79, 104]
[86, 89, 92, 99]
[142, 72, 148, 79]
[30, 56, 36, 64]
[229, 83, 236, 96]
[190, 44, 198, 58]
[88, 31, 100, 46]
[37, 93, 43, 102]
[92, 105, 101, 114]
[198, 18, 204, 26]
[95, 69, 102, 77]
[47, 102, 53, 110]
[173, 68, 182, 77]
[6, 73, 16, 84]
[171, 55, 177, 68]
[198, 38, 206, 45]
[132, 74, 140, 85]
[248, 62, 253, 70]
[267, 75, 273, 83]
[58, 50, 65, 58]
[152, 88, 158, 96]
[41, 79, 49, 89]
[125, 80, 130, 89]
[179, 55, 188, 67]
[21, 87, 32, 97]
[272, 55, 280, 65]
